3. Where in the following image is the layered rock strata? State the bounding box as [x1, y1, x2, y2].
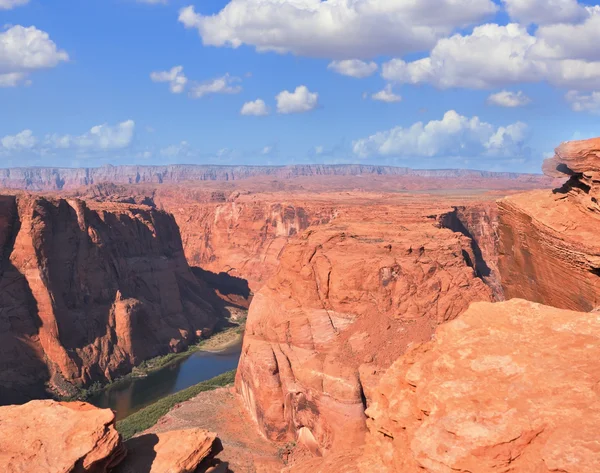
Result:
[498, 137, 600, 311]
[0, 194, 219, 403]
[235, 205, 493, 454]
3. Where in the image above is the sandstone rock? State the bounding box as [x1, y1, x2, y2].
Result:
[113, 429, 219, 473]
[0, 400, 125, 473]
[498, 137, 600, 311]
[364, 299, 600, 473]
[542, 137, 600, 177]
[0, 194, 219, 403]
[236, 204, 493, 454]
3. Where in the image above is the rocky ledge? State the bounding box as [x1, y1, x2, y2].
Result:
[0, 400, 223, 473]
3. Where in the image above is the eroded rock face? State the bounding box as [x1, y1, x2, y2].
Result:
[235, 205, 493, 454]
[0, 400, 126, 473]
[364, 299, 600, 473]
[0, 194, 219, 403]
[498, 137, 600, 311]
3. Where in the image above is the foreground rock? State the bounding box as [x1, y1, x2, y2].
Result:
[0, 400, 125, 473]
[0, 194, 219, 404]
[499, 137, 600, 310]
[114, 429, 219, 473]
[236, 203, 493, 454]
[364, 299, 600, 473]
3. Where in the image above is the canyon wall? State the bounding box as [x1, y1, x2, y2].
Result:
[498, 138, 600, 311]
[235, 202, 494, 454]
[0, 194, 219, 404]
[0, 164, 551, 191]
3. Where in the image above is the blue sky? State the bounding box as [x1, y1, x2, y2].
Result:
[1, 0, 600, 172]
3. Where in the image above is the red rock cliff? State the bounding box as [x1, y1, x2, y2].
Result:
[0, 194, 219, 404]
[235, 202, 493, 454]
[498, 137, 600, 311]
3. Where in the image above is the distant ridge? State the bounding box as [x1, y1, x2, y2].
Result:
[0, 164, 546, 191]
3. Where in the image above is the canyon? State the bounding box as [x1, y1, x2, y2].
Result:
[1, 151, 599, 473]
[0, 194, 220, 404]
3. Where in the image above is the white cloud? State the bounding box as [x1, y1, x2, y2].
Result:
[150, 66, 188, 93]
[352, 110, 528, 159]
[372, 84, 402, 103]
[501, 0, 587, 25]
[0, 0, 29, 10]
[382, 23, 600, 90]
[328, 60, 378, 78]
[487, 90, 531, 107]
[189, 73, 241, 98]
[1, 130, 37, 150]
[0, 25, 68, 86]
[534, 7, 600, 61]
[45, 120, 135, 150]
[315, 145, 324, 155]
[565, 90, 600, 113]
[178, 0, 497, 59]
[241, 99, 269, 116]
[261, 146, 273, 155]
[276, 85, 318, 114]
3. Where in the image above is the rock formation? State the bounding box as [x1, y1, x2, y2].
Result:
[0, 400, 126, 473]
[363, 299, 600, 473]
[498, 137, 600, 311]
[0, 400, 223, 473]
[0, 194, 219, 404]
[235, 203, 493, 454]
[114, 429, 219, 473]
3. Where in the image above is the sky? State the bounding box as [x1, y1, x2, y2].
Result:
[1, 0, 600, 172]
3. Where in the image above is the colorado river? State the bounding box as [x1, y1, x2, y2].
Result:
[89, 341, 242, 420]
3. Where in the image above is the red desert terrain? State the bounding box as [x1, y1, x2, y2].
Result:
[0, 150, 599, 472]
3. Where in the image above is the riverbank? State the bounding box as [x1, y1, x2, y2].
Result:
[58, 318, 246, 403]
[116, 370, 237, 440]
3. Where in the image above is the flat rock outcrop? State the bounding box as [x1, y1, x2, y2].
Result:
[363, 299, 600, 473]
[235, 204, 493, 454]
[498, 137, 600, 311]
[0, 194, 219, 403]
[0, 400, 126, 473]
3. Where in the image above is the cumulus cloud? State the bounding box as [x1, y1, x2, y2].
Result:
[189, 74, 241, 98]
[150, 66, 188, 93]
[45, 120, 136, 150]
[501, 0, 587, 25]
[372, 84, 402, 103]
[276, 86, 318, 114]
[178, 0, 497, 59]
[0, 0, 29, 10]
[0, 25, 69, 86]
[1, 130, 37, 150]
[487, 90, 531, 107]
[382, 23, 600, 90]
[352, 110, 528, 160]
[565, 90, 600, 113]
[241, 99, 269, 116]
[160, 141, 191, 158]
[534, 7, 600, 61]
[328, 60, 378, 78]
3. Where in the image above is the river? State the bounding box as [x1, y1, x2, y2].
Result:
[89, 341, 242, 421]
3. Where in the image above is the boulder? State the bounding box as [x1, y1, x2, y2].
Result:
[0, 400, 125, 473]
